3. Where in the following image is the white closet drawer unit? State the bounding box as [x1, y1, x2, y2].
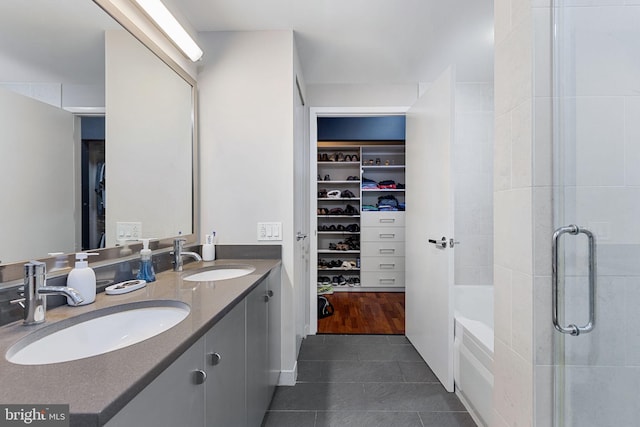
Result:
[362, 211, 405, 227]
[361, 227, 405, 242]
[361, 256, 405, 273]
[360, 271, 405, 288]
[361, 242, 405, 257]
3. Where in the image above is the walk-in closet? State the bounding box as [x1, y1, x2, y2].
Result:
[312, 116, 407, 334]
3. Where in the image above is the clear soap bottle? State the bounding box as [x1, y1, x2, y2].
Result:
[136, 239, 156, 282]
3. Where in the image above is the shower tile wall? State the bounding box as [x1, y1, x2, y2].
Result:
[493, 0, 537, 425]
[454, 83, 494, 287]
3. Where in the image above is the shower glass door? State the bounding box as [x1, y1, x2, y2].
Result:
[552, 0, 640, 425]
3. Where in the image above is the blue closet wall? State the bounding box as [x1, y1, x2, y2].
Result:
[81, 116, 105, 140]
[317, 116, 405, 141]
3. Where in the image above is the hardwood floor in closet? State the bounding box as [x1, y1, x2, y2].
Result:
[317, 292, 405, 334]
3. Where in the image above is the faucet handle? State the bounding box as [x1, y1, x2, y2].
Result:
[10, 298, 26, 309]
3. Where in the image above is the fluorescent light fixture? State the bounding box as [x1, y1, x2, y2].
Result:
[133, 0, 203, 62]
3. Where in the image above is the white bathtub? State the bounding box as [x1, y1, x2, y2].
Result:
[454, 285, 494, 427]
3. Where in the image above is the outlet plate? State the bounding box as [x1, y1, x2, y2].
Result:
[257, 222, 282, 241]
[116, 222, 142, 240]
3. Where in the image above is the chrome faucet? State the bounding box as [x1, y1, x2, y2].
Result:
[172, 238, 202, 272]
[10, 261, 84, 325]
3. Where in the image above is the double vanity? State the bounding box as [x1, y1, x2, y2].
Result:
[0, 258, 281, 426]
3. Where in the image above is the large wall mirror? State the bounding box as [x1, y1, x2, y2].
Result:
[0, 0, 196, 277]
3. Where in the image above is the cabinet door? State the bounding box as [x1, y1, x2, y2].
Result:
[106, 337, 205, 427]
[205, 302, 246, 427]
[267, 268, 281, 394]
[246, 280, 269, 427]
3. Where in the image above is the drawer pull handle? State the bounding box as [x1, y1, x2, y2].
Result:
[193, 370, 207, 385]
[209, 352, 222, 366]
[379, 278, 396, 283]
[380, 218, 396, 223]
[379, 248, 395, 254]
[380, 263, 395, 269]
[379, 233, 395, 239]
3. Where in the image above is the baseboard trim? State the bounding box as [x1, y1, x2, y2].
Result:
[277, 362, 297, 386]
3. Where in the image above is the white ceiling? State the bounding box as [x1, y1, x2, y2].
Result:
[174, 0, 494, 84]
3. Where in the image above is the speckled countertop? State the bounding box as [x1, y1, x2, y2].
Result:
[0, 259, 281, 427]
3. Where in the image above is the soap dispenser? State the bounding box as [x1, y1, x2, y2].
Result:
[136, 239, 156, 282]
[67, 252, 98, 305]
[202, 231, 216, 261]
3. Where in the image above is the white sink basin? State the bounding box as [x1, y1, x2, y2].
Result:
[6, 300, 190, 365]
[183, 265, 255, 282]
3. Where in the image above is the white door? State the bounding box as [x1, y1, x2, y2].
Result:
[293, 76, 310, 350]
[405, 66, 455, 391]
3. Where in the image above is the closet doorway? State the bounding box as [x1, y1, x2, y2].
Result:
[80, 116, 106, 251]
[309, 108, 408, 335]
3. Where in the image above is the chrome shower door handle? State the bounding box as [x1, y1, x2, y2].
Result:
[552, 225, 596, 336]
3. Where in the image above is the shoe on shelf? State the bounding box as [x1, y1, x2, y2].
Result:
[324, 174, 331, 181]
[317, 285, 334, 295]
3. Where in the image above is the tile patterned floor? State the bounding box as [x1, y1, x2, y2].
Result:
[263, 335, 477, 427]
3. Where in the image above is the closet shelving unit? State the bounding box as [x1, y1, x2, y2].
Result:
[316, 142, 406, 293]
[317, 146, 362, 289]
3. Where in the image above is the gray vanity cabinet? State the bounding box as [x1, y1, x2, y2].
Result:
[204, 301, 246, 427]
[105, 337, 206, 427]
[246, 279, 270, 427]
[105, 267, 281, 427]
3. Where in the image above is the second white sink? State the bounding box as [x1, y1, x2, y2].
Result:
[183, 265, 256, 282]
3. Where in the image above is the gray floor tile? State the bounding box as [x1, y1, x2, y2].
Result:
[323, 334, 391, 346]
[362, 383, 467, 412]
[299, 343, 360, 361]
[261, 411, 316, 427]
[303, 335, 326, 345]
[298, 360, 404, 383]
[419, 411, 478, 427]
[399, 361, 439, 383]
[316, 411, 423, 427]
[387, 335, 410, 345]
[270, 383, 366, 410]
[271, 334, 475, 426]
[357, 344, 423, 362]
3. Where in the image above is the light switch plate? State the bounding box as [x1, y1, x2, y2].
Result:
[117, 222, 142, 240]
[257, 222, 282, 241]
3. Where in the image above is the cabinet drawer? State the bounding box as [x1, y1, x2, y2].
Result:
[362, 211, 405, 227]
[360, 271, 405, 288]
[361, 227, 405, 242]
[361, 242, 405, 257]
[361, 256, 405, 272]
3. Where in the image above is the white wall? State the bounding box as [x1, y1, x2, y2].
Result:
[307, 83, 419, 107]
[105, 30, 193, 245]
[454, 83, 494, 287]
[197, 30, 301, 383]
[0, 86, 76, 263]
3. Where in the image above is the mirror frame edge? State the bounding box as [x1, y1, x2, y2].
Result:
[0, 0, 200, 286]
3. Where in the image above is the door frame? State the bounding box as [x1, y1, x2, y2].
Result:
[307, 106, 408, 335]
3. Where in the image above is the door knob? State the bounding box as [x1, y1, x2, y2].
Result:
[296, 232, 307, 241]
[428, 237, 447, 249]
